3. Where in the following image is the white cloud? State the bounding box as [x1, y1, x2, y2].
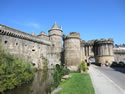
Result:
[24, 22, 40, 28]
[11, 20, 41, 29]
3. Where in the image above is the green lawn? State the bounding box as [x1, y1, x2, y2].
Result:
[58, 73, 95, 94]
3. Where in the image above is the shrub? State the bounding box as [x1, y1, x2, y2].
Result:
[52, 65, 70, 89]
[0, 44, 35, 92]
[79, 61, 88, 72]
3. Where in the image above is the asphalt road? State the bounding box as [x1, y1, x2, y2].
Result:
[94, 65, 125, 90]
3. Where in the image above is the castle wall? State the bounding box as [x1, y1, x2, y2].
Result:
[113, 48, 125, 62]
[0, 24, 52, 70]
[84, 45, 94, 61]
[80, 41, 86, 61]
[85, 45, 94, 57]
[81, 40, 95, 62]
[81, 46, 86, 61]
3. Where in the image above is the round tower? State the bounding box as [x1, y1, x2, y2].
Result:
[48, 22, 63, 54]
[94, 38, 114, 65]
[63, 32, 81, 71]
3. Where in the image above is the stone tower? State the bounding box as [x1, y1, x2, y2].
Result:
[63, 32, 81, 71]
[94, 38, 114, 65]
[48, 22, 63, 54]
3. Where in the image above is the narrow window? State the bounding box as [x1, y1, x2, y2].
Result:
[32, 63, 35, 66]
[32, 49, 35, 51]
[4, 41, 8, 44]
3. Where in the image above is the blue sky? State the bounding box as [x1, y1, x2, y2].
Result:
[1, 0, 125, 44]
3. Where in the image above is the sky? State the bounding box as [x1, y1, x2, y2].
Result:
[0, 0, 125, 44]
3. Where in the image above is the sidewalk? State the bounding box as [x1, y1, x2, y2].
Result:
[88, 65, 125, 94]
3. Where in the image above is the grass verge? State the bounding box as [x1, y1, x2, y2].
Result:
[58, 73, 95, 94]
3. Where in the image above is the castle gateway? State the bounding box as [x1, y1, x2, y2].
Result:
[0, 23, 115, 71]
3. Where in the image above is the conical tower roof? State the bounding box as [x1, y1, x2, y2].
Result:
[51, 22, 59, 29]
[48, 22, 63, 32]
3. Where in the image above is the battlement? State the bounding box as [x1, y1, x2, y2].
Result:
[63, 32, 81, 40]
[113, 48, 125, 54]
[94, 38, 114, 44]
[85, 40, 95, 46]
[81, 40, 86, 43]
[81, 40, 96, 46]
[80, 40, 86, 46]
[0, 24, 51, 46]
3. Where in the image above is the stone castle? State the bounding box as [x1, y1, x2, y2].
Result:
[0, 22, 122, 71]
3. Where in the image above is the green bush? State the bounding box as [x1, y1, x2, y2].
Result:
[79, 61, 88, 72]
[0, 44, 35, 92]
[52, 65, 70, 89]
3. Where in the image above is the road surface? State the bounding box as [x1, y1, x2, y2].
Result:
[94, 65, 125, 90]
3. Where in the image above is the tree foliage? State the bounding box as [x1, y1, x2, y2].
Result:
[52, 65, 70, 89]
[0, 44, 35, 92]
[79, 61, 88, 72]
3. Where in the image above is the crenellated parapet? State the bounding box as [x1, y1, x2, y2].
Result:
[94, 38, 114, 65]
[85, 40, 95, 46]
[81, 40, 96, 47]
[113, 48, 125, 54]
[63, 32, 81, 40]
[81, 40, 86, 46]
[94, 38, 114, 44]
[0, 24, 51, 46]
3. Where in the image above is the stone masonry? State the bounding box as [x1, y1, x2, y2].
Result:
[63, 32, 81, 71]
[93, 39, 114, 65]
[113, 47, 125, 63]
